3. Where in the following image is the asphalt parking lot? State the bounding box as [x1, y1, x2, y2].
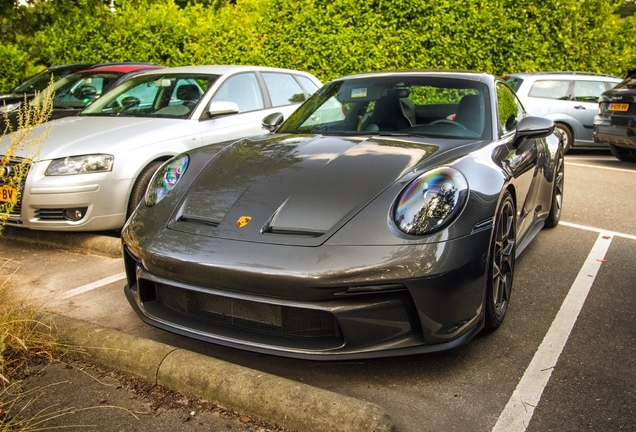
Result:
[2, 150, 635, 432]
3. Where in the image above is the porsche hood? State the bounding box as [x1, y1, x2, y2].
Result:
[166, 134, 456, 246]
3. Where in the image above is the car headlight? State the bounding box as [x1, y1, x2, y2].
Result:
[45, 154, 114, 175]
[145, 154, 189, 207]
[0, 102, 21, 114]
[393, 167, 468, 235]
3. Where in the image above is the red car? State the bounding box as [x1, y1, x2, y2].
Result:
[3, 62, 162, 130]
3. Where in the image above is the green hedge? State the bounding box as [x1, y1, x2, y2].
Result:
[1, 0, 635, 92]
[0, 43, 43, 93]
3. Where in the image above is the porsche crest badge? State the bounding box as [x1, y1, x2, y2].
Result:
[236, 216, 252, 228]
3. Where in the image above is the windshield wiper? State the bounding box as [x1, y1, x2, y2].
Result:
[377, 132, 418, 137]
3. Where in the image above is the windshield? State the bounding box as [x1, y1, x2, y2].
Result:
[12, 67, 78, 93]
[279, 76, 491, 140]
[46, 72, 123, 108]
[616, 77, 636, 89]
[82, 73, 220, 118]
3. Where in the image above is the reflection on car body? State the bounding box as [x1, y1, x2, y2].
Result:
[121, 70, 565, 359]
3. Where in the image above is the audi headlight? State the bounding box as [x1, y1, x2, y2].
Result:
[394, 167, 468, 235]
[145, 154, 189, 207]
[0, 102, 21, 114]
[45, 154, 114, 175]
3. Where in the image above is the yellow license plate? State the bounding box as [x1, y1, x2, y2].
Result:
[609, 103, 629, 112]
[0, 186, 17, 204]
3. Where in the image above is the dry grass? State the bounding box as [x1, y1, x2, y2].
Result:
[0, 81, 76, 430]
[0, 258, 74, 430]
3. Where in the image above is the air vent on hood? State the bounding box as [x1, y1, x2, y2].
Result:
[178, 215, 221, 228]
[261, 226, 325, 238]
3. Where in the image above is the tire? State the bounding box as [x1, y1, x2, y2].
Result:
[609, 143, 636, 162]
[485, 191, 516, 329]
[127, 161, 164, 219]
[544, 148, 564, 228]
[555, 123, 573, 153]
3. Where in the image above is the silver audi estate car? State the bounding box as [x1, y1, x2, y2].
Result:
[0, 65, 322, 231]
[506, 71, 621, 152]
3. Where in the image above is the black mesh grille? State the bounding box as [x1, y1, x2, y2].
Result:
[155, 283, 339, 338]
[35, 208, 65, 220]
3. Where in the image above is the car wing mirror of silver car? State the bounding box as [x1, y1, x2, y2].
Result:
[206, 101, 240, 118]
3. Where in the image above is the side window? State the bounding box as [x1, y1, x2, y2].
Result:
[295, 75, 319, 96]
[497, 83, 524, 136]
[262, 72, 306, 106]
[211, 73, 264, 113]
[528, 80, 570, 100]
[572, 80, 607, 102]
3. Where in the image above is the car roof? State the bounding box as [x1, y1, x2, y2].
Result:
[506, 71, 621, 80]
[331, 69, 493, 83]
[131, 64, 319, 77]
[77, 65, 164, 74]
[47, 63, 93, 70]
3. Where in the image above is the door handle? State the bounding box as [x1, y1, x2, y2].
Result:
[573, 105, 586, 109]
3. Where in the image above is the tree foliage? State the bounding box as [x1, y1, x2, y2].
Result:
[1, 0, 635, 92]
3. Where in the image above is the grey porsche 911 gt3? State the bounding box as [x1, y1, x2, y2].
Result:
[121, 70, 564, 360]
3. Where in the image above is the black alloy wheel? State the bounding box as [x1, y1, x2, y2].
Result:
[544, 148, 564, 228]
[485, 191, 516, 329]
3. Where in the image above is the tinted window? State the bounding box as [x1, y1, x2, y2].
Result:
[572, 80, 607, 102]
[497, 83, 524, 135]
[262, 72, 305, 106]
[212, 73, 264, 112]
[528, 80, 570, 100]
[506, 77, 523, 92]
[612, 77, 636, 89]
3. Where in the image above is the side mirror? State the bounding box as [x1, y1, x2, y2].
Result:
[121, 96, 141, 109]
[206, 101, 239, 118]
[262, 112, 284, 132]
[74, 85, 97, 99]
[513, 116, 555, 147]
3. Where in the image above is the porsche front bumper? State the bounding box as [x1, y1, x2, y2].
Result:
[122, 215, 491, 359]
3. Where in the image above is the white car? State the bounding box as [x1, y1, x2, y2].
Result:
[0, 65, 322, 231]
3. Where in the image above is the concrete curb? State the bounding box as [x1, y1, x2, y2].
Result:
[2, 226, 122, 259]
[45, 313, 395, 432]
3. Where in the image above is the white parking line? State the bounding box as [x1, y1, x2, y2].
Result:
[565, 161, 636, 173]
[62, 272, 126, 299]
[561, 221, 636, 240]
[565, 157, 614, 161]
[492, 231, 613, 432]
